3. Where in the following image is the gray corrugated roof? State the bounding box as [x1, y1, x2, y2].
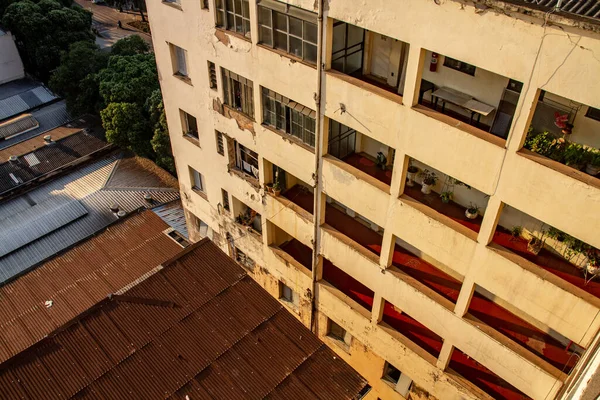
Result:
[0, 100, 70, 150]
[0, 81, 57, 121]
[152, 200, 189, 238]
[0, 153, 180, 284]
[0, 115, 38, 139]
[517, 0, 600, 19]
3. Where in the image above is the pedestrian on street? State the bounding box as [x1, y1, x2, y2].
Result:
[117, 20, 122, 29]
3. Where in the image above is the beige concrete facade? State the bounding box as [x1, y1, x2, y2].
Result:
[148, 1, 600, 399]
[0, 30, 24, 85]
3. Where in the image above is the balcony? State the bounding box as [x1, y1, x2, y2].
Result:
[416, 51, 522, 142]
[492, 205, 600, 301]
[330, 20, 409, 103]
[449, 348, 529, 400]
[522, 90, 600, 185]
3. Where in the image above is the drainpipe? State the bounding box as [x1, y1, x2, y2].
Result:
[310, 0, 325, 334]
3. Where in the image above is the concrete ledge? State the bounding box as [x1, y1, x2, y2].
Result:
[325, 69, 404, 106]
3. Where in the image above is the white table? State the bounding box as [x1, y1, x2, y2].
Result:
[432, 87, 495, 125]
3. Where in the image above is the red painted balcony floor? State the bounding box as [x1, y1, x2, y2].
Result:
[341, 152, 393, 186]
[281, 186, 578, 376]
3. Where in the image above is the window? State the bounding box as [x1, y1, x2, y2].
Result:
[171, 44, 188, 77]
[189, 167, 205, 192]
[181, 110, 198, 140]
[235, 142, 259, 177]
[258, 1, 318, 63]
[328, 120, 356, 159]
[382, 362, 413, 397]
[215, 0, 251, 38]
[163, 0, 181, 5]
[201, 0, 209, 9]
[221, 189, 230, 211]
[222, 68, 254, 118]
[586, 107, 600, 122]
[208, 61, 217, 89]
[331, 21, 365, 75]
[261, 87, 316, 147]
[443, 56, 476, 76]
[216, 130, 225, 155]
[327, 320, 352, 350]
[279, 282, 299, 307]
[235, 247, 255, 270]
[167, 230, 190, 247]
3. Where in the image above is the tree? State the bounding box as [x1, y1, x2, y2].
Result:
[110, 34, 149, 56]
[98, 53, 158, 106]
[132, 0, 146, 22]
[2, 0, 93, 81]
[49, 41, 109, 115]
[100, 102, 153, 157]
[148, 90, 175, 175]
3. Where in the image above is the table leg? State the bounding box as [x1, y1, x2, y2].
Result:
[441, 101, 445, 114]
[433, 96, 438, 111]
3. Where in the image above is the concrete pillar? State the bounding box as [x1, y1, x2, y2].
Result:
[390, 152, 409, 199]
[323, 17, 334, 70]
[507, 88, 541, 153]
[371, 294, 385, 324]
[454, 278, 475, 318]
[313, 253, 324, 281]
[436, 341, 454, 370]
[316, 191, 326, 225]
[477, 196, 504, 245]
[379, 231, 395, 269]
[403, 46, 426, 107]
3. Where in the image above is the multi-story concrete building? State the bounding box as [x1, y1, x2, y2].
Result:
[147, 0, 600, 398]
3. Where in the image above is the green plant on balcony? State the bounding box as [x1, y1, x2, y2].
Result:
[586, 248, 600, 276]
[419, 169, 438, 194]
[563, 142, 586, 170]
[585, 148, 600, 176]
[510, 226, 523, 240]
[236, 208, 256, 227]
[376, 152, 388, 171]
[406, 162, 419, 187]
[440, 191, 453, 203]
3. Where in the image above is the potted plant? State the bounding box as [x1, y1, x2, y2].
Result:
[465, 203, 479, 219]
[420, 169, 437, 194]
[406, 164, 419, 187]
[376, 152, 387, 171]
[510, 226, 522, 240]
[527, 236, 543, 255]
[272, 179, 281, 196]
[585, 148, 600, 176]
[586, 248, 600, 275]
[563, 142, 586, 170]
[440, 191, 452, 203]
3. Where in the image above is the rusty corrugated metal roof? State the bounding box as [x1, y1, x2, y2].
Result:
[0, 239, 370, 399]
[0, 210, 183, 365]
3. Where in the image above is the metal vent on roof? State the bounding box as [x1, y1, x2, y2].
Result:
[23, 153, 40, 167]
[9, 173, 21, 184]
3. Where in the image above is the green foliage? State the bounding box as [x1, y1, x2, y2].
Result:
[511, 226, 523, 238]
[101, 102, 152, 157]
[585, 149, 600, 167]
[524, 130, 592, 170]
[110, 35, 150, 56]
[2, 0, 93, 81]
[49, 41, 109, 115]
[98, 54, 158, 106]
[563, 142, 586, 168]
[147, 90, 175, 175]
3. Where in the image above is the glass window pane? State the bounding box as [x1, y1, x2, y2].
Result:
[227, 12, 234, 29]
[233, 0, 241, 13]
[216, 10, 225, 26]
[346, 51, 363, 74]
[258, 7, 271, 26]
[332, 57, 344, 72]
[235, 15, 243, 32]
[260, 26, 272, 46]
[275, 12, 287, 31]
[347, 24, 364, 47]
[226, 0, 233, 11]
[216, 0, 223, 9]
[304, 43, 317, 63]
[304, 22, 317, 44]
[242, 0, 250, 18]
[332, 23, 346, 53]
[243, 19, 251, 36]
[289, 36, 302, 58]
[289, 17, 302, 37]
[275, 31, 287, 51]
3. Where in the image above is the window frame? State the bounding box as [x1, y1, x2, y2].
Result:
[257, 3, 318, 64]
[207, 61, 217, 90]
[586, 106, 600, 122]
[201, 0, 209, 9]
[235, 142, 259, 178]
[221, 188, 230, 212]
[261, 87, 316, 147]
[189, 167, 205, 193]
[443, 55, 476, 76]
[235, 247, 255, 270]
[331, 20, 365, 75]
[327, 319, 352, 349]
[279, 282, 298, 307]
[171, 44, 189, 77]
[181, 110, 199, 140]
[216, 130, 225, 155]
[215, 0, 251, 38]
[222, 68, 254, 118]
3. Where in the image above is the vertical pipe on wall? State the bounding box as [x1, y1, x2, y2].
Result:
[310, 0, 325, 333]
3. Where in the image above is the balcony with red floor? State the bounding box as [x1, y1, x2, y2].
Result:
[449, 348, 530, 400]
[279, 238, 313, 272]
[340, 152, 393, 186]
[491, 226, 600, 300]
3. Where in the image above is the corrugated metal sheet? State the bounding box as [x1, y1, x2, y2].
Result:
[0, 152, 180, 283]
[0, 115, 38, 139]
[0, 240, 370, 399]
[152, 201, 189, 238]
[0, 82, 57, 122]
[0, 210, 182, 364]
[517, 0, 600, 19]
[0, 101, 70, 151]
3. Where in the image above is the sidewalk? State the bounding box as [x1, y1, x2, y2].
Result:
[74, 0, 152, 49]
